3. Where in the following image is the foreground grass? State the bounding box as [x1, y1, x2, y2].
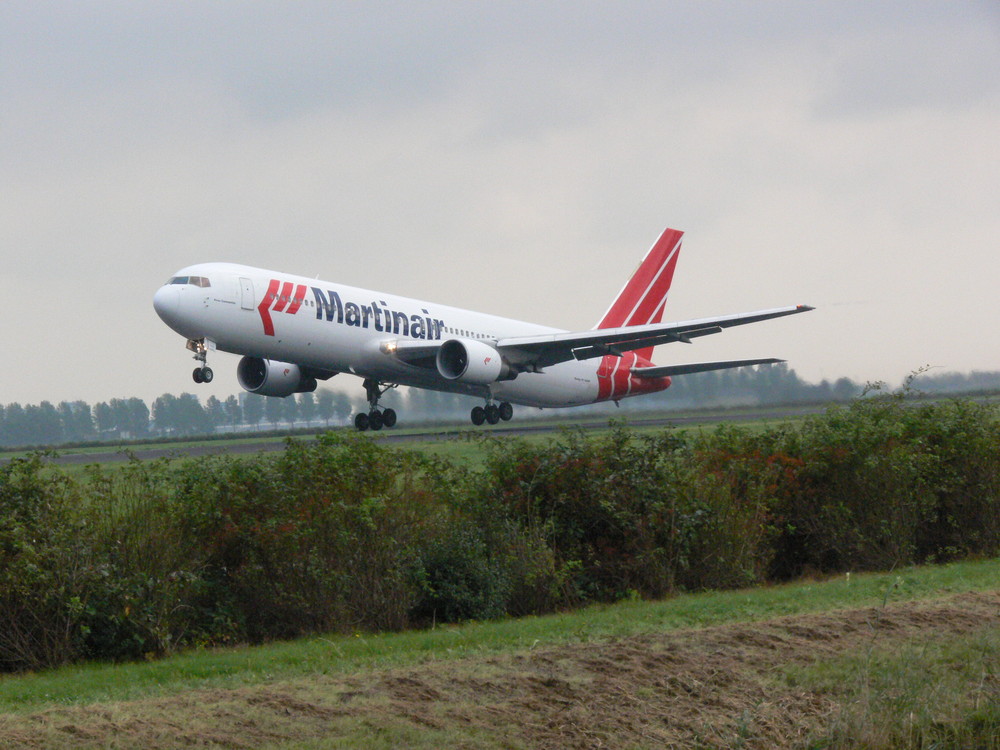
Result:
[2, 557, 996, 715]
[783, 627, 1000, 749]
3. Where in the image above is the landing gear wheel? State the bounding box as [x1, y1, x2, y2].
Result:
[354, 413, 370, 431]
[187, 339, 212, 384]
[470, 406, 486, 426]
[498, 402, 513, 421]
[362, 379, 399, 430]
[485, 404, 500, 425]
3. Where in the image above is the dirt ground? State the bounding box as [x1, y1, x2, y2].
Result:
[1, 591, 998, 749]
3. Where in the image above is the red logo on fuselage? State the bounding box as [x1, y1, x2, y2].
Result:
[258, 279, 307, 336]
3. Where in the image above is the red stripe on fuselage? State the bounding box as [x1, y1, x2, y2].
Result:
[594, 352, 672, 403]
[272, 281, 294, 312]
[257, 279, 280, 336]
[286, 284, 307, 314]
[613, 352, 635, 398]
[597, 355, 614, 400]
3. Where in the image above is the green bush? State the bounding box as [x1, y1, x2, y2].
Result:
[484, 427, 717, 602]
[767, 393, 1000, 578]
[1, 391, 998, 674]
[172, 434, 437, 640]
[409, 527, 512, 624]
[678, 426, 782, 589]
[0, 454, 93, 670]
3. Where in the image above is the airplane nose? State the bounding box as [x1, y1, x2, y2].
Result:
[153, 284, 180, 322]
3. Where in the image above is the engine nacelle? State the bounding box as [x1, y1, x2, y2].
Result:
[237, 356, 317, 397]
[436, 339, 514, 385]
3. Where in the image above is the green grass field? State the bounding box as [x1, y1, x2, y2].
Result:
[0, 558, 996, 749]
[1, 557, 995, 713]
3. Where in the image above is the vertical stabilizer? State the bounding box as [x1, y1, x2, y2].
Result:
[595, 227, 682, 359]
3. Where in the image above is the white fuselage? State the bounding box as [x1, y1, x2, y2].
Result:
[153, 262, 639, 408]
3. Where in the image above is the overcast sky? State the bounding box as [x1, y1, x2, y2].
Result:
[3, 1, 998, 408]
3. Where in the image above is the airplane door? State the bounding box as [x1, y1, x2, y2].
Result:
[240, 278, 254, 310]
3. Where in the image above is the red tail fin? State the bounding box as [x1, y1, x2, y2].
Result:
[596, 228, 683, 359]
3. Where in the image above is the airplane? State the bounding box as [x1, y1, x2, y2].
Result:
[153, 227, 813, 430]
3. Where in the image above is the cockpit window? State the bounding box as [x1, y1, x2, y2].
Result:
[167, 275, 211, 287]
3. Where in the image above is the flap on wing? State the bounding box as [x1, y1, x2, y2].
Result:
[632, 358, 783, 378]
[569, 326, 723, 361]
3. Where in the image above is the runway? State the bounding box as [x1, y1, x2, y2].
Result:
[30, 406, 823, 465]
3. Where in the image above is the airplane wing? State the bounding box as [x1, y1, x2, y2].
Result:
[386, 304, 812, 373]
[496, 304, 814, 370]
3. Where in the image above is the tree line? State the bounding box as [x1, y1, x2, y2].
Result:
[0, 390, 361, 448]
[2, 365, 999, 448]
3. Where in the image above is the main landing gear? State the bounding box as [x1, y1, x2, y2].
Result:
[354, 378, 398, 431]
[187, 339, 214, 383]
[470, 400, 513, 426]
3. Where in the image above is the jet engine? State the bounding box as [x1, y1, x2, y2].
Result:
[237, 356, 317, 397]
[436, 339, 515, 385]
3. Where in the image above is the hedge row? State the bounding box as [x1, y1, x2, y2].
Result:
[1, 392, 998, 672]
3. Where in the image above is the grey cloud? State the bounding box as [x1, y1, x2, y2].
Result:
[1, 1, 998, 405]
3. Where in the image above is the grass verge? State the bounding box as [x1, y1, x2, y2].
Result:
[783, 628, 1000, 749]
[1, 557, 996, 714]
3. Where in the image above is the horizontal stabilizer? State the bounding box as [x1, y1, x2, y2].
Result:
[632, 357, 784, 378]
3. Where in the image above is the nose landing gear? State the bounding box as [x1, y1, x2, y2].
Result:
[187, 339, 214, 383]
[354, 378, 398, 431]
